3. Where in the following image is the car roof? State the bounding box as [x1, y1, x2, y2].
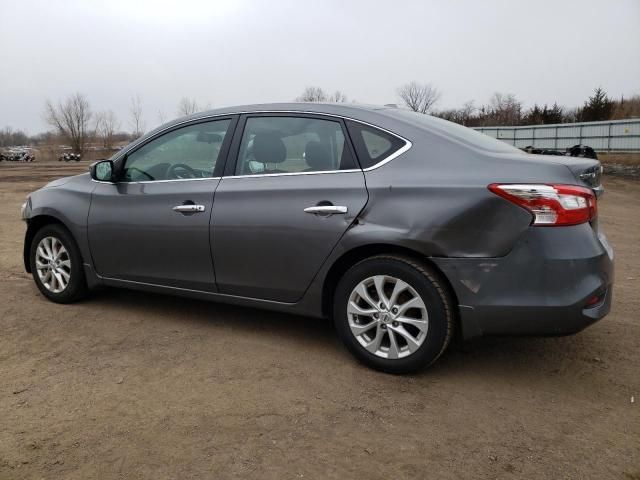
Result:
[176, 102, 396, 125]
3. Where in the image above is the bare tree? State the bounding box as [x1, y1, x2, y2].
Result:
[0, 126, 29, 147]
[327, 90, 348, 103]
[44, 93, 92, 154]
[296, 86, 327, 102]
[460, 101, 476, 125]
[488, 92, 522, 125]
[129, 95, 145, 138]
[611, 94, 640, 120]
[397, 81, 441, 114]
[157, 110, 167, 125]
[94, 110, 120, 149]
[177, 97, 199, 116]
[296, 87, 349, 103]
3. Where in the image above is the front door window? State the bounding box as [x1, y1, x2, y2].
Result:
[123, 119, 232, 181]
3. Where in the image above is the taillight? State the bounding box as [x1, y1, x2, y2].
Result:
[488, 184, 597, 226]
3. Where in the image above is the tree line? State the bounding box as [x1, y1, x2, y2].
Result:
[1, 86, 638, 153]
[32, 94, 210, 153]
[1, 94, 211, 151]
[298, 83, 640, 127]
[434, 87, 639, 127]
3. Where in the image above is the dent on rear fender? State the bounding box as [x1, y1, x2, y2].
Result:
[353, 186, 533, 258]
[432, 224, 611, 306]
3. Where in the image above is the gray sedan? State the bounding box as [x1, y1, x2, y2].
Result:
[21, 103, 614, 373]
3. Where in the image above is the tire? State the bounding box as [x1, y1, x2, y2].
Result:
[333, 255, 454, 374]
[29, 223, 87, 303]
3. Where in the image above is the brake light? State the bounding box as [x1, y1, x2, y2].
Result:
[488, 184, 597, 226]
[584, 292, 606, 308]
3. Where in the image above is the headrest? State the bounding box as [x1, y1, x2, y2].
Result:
[304, 140, 331, 170]
[252, 132, 286, 164]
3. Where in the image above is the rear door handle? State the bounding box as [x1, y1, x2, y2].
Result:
[173, 204, 205, 213]
[304, 205, 348, 215]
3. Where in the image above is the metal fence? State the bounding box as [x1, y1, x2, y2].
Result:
[474, 118, 640, 152]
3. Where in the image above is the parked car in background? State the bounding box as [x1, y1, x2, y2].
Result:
[567, 144, 598, 159]
[20, 103, 614, 373]
[521, 145, 565, 156]
[520, 144, 598, 159]
[1, 148, 35, 162]
[58, 152, 81, 162]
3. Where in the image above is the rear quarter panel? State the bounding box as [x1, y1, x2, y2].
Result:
[355, 124, 580, 258]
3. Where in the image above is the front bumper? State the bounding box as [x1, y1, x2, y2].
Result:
[21, 196, 31, 221]
[433, 223, 614, 338]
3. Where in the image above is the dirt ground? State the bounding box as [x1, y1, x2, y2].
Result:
[599, 152, 640, 166]
[1, 160, 638, 480]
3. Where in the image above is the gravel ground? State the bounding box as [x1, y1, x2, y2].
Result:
[1, 161, 638, 479]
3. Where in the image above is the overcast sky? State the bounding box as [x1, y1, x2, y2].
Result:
[1, 0, 638, 133]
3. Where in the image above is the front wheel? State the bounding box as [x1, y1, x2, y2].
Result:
[29, 224, 87, 303]
[333, 255, 454, 374]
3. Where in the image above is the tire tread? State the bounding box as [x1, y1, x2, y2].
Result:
[339, 254, 455, 371]
[29, 223, 88, 304]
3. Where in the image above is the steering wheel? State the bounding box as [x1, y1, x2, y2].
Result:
[167, 163, 198, 179]
[126, 167, 154, 181]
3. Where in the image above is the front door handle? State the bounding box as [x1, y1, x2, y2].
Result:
[173, 204, 205, 213]
[304, 205, 348, 215]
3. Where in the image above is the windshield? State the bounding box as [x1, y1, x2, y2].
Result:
[386, 109, 522, 154]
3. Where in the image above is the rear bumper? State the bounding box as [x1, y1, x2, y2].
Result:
[433, 224, 614, 338]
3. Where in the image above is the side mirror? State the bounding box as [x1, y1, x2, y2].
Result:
[90, 160, 115, 182]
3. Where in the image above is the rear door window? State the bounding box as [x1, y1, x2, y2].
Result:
[235, 116, 357, 175]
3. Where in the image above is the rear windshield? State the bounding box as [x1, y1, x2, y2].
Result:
[386, 109, 522, 154]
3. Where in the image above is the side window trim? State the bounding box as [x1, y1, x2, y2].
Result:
[361, 136, 412, 171]
[115, 115, 239, 182]
[111, 112, 412, 180]
[345, 120, 411, 171]
[223, 113, 362, 178]
[223, 114, 248, 177]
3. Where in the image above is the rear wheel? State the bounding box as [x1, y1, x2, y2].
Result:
[29, 224, 87, 303]
[333, 255, 454, 373]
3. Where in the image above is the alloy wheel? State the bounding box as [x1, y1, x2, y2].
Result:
[347, 275, 429, 359]
[35, 236, 71, 293]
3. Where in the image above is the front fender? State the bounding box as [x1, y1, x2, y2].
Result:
[23, 210, 77, 273]
[23, 174, 94, 274]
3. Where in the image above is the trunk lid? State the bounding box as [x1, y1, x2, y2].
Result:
[526, 154, 603, 196]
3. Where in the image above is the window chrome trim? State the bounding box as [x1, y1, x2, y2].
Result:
[91, 179, 116, 184]
[114, 110, 413, 180]
[361, 139, 412, 172]
[91, 176, 221, 185]
[223, 169, 361, 180]
[95, 169, 364, 182]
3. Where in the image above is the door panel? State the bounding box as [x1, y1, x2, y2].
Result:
[87, 117, 236, 291]
[89, 180, 219, 291]
[211, 171, 367, 302]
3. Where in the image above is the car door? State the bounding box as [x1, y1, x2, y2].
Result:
[211, 113, 368, 302]
[88, 116, 237, 291]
